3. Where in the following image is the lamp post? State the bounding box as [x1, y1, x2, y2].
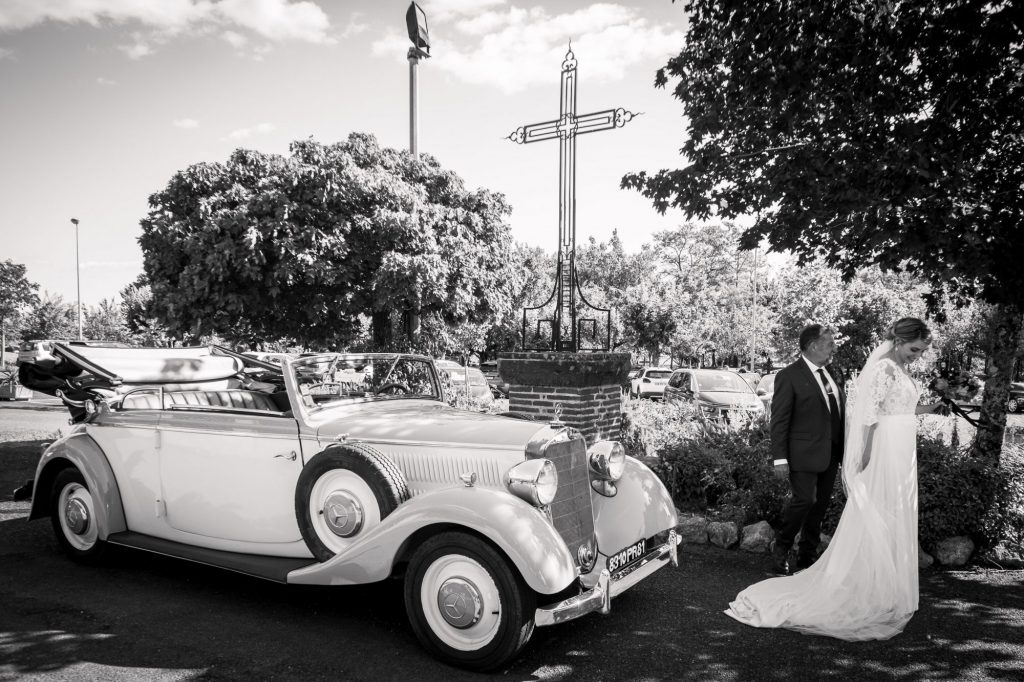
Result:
[404, 2, 430, 341]
[406, 2, 430, 158]
[70, 218, 82, 340]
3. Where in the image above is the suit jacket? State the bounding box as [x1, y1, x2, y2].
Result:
[769, 358, 846, 472]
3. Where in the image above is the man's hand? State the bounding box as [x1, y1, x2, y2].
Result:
[773, 460, 790, 480]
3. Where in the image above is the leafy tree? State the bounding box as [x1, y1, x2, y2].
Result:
[140, 133, 520, 351]
[119, 277, 173, 347]
[20, 293, 76, 341]
[624, 0, 1023, 459]
[0, 260, 39, 365]
[83, 298, 129, 343]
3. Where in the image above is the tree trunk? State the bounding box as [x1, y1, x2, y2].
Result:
[972, 303, 1023, 464]
[372, 310, 392, 350]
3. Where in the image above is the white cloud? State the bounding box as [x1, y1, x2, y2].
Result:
[96, 76, 116, 86]
[0, 0, 334, 54]
[423, 0, 507, 21]
[0, 47, 15, 60]
[222, 30, 248, 48]
[227, 122, 275, 139]
[373, 3, 684, 95]
[173, 118, 199, 129]
[118, 40, 154, 60]
[340, 11, 369, 39]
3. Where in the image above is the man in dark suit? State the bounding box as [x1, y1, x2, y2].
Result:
[770, 324, 846, 574]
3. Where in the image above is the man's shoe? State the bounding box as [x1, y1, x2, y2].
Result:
[771, 546, 791, 575]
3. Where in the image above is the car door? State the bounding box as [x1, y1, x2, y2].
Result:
[665, 371, 685, 403]
[157, 406, 304, 545]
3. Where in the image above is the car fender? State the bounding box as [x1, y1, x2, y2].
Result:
[286, 485, 577, 594]
[591, 456, 677, 561]
[29, 431, 127, 540]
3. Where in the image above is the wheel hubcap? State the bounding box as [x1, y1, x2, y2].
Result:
[323, 491, 363, 537]
[64, 497, 90, 535]
[437, 577, 483, 629]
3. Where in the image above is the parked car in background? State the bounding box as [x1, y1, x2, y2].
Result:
[18, 343, 680, 670]
[629, 367, 673, 399]
[435, 359, 495, 406]
[1008, 382, 1024, 413]
[664, 368, 764, 428]
[17, 339, 60, 365]
[622, 367, 643, 395]
[754, 372, 777, 416]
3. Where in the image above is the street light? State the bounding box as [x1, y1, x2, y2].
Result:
[404, 2, 430, 341]
[406, 1, 430, 158]
[70, 218, 82, 340]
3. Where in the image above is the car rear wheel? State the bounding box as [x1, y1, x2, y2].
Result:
[1009, 397, 1020, 413]
[50, 468, 107, 563]
[404, 532, 535, 671]
[295, 444, 409, 562]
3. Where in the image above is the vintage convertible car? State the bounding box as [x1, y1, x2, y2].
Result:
[18, 343, 679, 670]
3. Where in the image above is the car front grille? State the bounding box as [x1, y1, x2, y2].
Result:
[531, 434, 594, 563]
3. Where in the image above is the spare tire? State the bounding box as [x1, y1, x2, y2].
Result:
[295, 443, 410, 562]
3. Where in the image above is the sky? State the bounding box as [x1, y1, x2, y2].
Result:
[0, 0, 693, 309]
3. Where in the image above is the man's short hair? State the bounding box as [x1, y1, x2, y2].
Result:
[799, 324, 834, 351]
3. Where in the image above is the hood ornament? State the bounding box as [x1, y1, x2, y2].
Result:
[550, 402, 565, 427]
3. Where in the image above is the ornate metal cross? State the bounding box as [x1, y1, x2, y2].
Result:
[508, 46, 638, 352]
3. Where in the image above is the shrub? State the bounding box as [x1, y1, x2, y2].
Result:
[631, 399, 1024, 552]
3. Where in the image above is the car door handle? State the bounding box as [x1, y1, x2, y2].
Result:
[274, 451, 297, 461]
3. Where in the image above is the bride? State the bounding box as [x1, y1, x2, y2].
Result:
[725, 317, 949, 640]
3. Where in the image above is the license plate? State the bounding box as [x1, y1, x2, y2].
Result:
[608, 538, 646, 573]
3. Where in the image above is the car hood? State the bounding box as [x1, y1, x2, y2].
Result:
[314, 400, 547, 449]
[697, 391, 761, 408]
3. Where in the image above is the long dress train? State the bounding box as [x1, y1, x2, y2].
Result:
[725, 358, 920, 640]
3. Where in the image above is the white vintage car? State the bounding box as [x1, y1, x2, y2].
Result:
[20, 343, 679, 670]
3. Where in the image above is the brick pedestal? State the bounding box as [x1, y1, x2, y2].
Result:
[498, 352, 631, 444]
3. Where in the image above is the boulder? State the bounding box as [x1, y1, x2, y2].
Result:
[676, 514, 708, 545]
[932, 536, 975, 566]
[707, 520, 739, 549]
[739, 521, 774, 553]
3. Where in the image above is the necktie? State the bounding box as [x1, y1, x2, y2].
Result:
[818, 368, 842, 443]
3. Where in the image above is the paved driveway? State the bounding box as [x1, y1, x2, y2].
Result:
[1, 404, 1022, 681]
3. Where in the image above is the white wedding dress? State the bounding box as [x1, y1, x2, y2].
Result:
[725, 356, 920, 640]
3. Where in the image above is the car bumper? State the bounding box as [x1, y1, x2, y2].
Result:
[534, 530, 679, 627]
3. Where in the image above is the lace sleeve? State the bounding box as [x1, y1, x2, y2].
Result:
[862, 360, 897, 425]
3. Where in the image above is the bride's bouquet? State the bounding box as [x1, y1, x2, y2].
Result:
[928, 367, 982, 425]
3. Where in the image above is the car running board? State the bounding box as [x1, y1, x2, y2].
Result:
[106, 531, 315, 583]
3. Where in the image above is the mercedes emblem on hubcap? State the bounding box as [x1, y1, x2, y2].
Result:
[437, 577, 483, 629]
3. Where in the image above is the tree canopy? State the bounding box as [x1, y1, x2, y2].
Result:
[624, 0, 1022, 458]
[624, 0, 1023, 306]
[0, 260, 39, 363]
[140, 133, 521, 349]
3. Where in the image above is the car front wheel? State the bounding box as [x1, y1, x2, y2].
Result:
[1009, 397, 1020, 413]
[404, 532, 535, 671]
[50, 468, 107, 563]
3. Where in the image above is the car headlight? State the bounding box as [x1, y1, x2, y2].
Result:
[505, 459, 558, 507]
[587, 440, 625, 482]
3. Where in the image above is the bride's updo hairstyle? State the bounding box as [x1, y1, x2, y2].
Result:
[885, 317, 932, 346]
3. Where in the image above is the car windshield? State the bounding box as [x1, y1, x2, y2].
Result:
[694, 371, 755, 394]
[646, 370, 673, 379]
[291, 353, 442, 411]
[757, 375, 776, 392]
